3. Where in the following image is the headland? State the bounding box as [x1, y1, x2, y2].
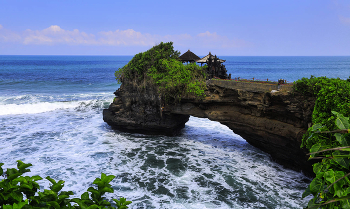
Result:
[104, 77, 316, 176]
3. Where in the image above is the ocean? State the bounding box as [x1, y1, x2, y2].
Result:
[1, 55, 349, 208]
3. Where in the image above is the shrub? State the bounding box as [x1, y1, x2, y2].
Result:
[0, 161, 131, 209]
[293, 76, 350, 150]
[115, 42, 207, 103]
[295, 76, 350, 208]
[115, 42, 180, 83]
[303, 112, 350, 208]
[148, 60, 207, 102]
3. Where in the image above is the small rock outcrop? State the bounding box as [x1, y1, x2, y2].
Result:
[103, 79, 316, 175]
[103, 78, 189, 136]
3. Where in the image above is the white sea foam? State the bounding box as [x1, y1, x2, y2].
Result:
[0, 101, 81, 115]
[2, 55, 346, 208]
[0, 91, 114, 115]
[0, 110, 311, 209]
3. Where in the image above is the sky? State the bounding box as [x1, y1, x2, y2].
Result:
[0, 0, 350, 56]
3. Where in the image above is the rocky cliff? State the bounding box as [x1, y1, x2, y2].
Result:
[103, 79, 316, 175]
[103, 78, 190, 136]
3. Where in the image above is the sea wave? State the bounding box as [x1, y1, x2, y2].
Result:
[0, 92, 113, 104]
[0, 98, 112, 116]
[0, 114, 311, 208]
[0, 101, 82, 115]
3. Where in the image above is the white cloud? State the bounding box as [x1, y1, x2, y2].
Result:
[21, 26, 159, 46]
[195, 31, 250, 48]
[198, 31, 218, 38]
[98, 29, 158, 46]
[23, 25, 97, 45]
[0, 25, 251, 52]
[0, 25, 21, 42]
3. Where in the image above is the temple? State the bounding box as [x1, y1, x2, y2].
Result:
[178, 50, 200, 63]
[178, 51, 230, 79]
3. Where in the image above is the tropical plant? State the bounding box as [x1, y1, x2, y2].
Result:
[293, 76, 350, 208]
[0, 161, 131, 209]
[115, 42, 180, 84]
[293, 76, 350, 150]
[114, 42, 207, 103]
[303, 111, 350, 208]
[147, 60, 207, 102]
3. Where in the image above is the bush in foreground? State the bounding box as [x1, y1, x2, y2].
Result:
[293, 76, 350, 150]
[294, 76, 350, 208]
[0, 161, 131, 209]
[303, 112, 350, 208]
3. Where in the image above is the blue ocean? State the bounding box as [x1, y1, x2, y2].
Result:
[1, 55, 350, 209]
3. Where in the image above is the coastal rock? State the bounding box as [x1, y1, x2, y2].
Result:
[104, 79, 316, 175]
[103, 78, 189, 136]
[166, 81, 316, 175]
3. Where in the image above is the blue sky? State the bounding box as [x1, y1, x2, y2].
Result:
[1, 0, 350, 56]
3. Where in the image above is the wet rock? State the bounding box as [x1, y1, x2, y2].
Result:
[104, 78, 316, 176]
[103, 78, 189, 136]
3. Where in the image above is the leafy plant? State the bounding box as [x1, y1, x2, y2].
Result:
[147, 59, 207, 102]
[114, 42, 207, 103]
[0, 161, 131, 209]
[115, 42, 180, 83]
[293, 76, 350, 150]
[303, 112, 350, 208]
[294, 76, 350, 208]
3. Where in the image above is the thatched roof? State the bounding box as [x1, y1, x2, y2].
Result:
[178, 50, 200, 62]
[196, 52, 225, 63]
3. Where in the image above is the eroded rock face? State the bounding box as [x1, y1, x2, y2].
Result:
[165, 81, 316, 175]
[103, 79, 316, 175]
[103, 78, 190, 136]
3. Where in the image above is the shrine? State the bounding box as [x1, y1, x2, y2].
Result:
[196, 52, 230, 79]
[178, 51, 230, 79]
[178, 50, 200, 63]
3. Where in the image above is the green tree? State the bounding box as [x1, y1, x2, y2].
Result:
[114, 42, 207, 103]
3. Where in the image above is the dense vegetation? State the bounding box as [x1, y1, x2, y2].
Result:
[115, 42, 207, 102]
[293, 76, 350, 208]
[0, 161, 131, 209]
[293, 76, 350, 150]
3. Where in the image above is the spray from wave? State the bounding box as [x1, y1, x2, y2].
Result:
[0, 93, 113, 115]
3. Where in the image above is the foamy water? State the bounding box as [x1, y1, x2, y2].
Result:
[3, 55, 344, 208]
[0, 94, 311, 208]
[0, 102, 81, 115]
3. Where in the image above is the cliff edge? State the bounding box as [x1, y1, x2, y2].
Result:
[104, 78, 316, 175]
[103, 77, 190, 136]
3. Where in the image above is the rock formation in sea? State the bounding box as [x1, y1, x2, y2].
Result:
[104, 78, 316, 176]
[103, 77, 190, 136]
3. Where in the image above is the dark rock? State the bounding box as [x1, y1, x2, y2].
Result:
[104, 78, 316, 176]
[103, 78, 190, 136]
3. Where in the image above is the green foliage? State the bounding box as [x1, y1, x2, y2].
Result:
[148, 60, 207, 102]
[293, 76, 350, 150]
[296, 76, 350, 208]
[0, 161, 131, 209]
[293, 75, 322, 96]
[114, 42, 207, 102]
[115, 42, 180, 83]
[303, 112, 350, 208]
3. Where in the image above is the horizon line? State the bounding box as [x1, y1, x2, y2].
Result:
[1, 54, 350, 57]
